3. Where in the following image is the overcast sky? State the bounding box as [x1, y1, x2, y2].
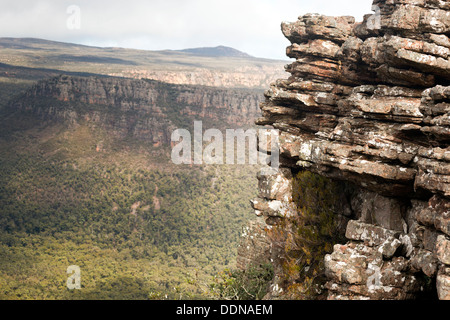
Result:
[0, 0, 374, 60]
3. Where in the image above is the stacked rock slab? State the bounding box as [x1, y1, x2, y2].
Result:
[253, 0, 450, 300]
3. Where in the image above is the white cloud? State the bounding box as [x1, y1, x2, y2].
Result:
[0, 0, 374, 59]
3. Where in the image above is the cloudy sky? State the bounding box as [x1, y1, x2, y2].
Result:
[0, 0, 374, 60]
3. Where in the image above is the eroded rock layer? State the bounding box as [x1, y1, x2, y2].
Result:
[251, 0, 450, 300]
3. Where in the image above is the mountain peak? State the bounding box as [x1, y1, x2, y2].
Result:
[177, 46, 252, 58]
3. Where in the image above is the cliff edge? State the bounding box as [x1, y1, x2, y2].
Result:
[246, 0, 450, 300]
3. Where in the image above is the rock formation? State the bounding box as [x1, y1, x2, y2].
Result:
[249, 0, 450, 300]
[7, 75, 264, 146]
[108, 65, 288, 90]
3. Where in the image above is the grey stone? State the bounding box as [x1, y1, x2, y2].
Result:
[378, 237, 402, 259]
[346, 220, 401, 246]
[257, 168, 292, 201]
[436, 235, 450, 265]
[411, 249, 438, 277]
[437, 267, 450, 300]
[253, 0, 450, 301]
[423, 227, 440, 252]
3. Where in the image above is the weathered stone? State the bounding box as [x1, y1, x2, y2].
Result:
[325, 242, 424, 300]
[282, 14, 355, 44]
[249, 0, 450, 301]
[356, 191, 407, 232]
[436, 235, 450, 265]
[410, 249, 438, 277]
[416, 195, 450, 236]
[406, 200, 428, 232]
[251, 198, 296, 219]
[346, 220, 401, 246]
[257, 168, 292, 201]
[324, 244, 371, 285]
[423, 227, 440, 251]
[415, 204, 437, 227]
[437, 267, 450, 300]
[379, 257, 421, 291]
[236, 218, 272, 271]
[399, 234, 415, 258]
[378, 237, 402, 259]
[326, 281, 414, 300]
[287, 40, 341, 60]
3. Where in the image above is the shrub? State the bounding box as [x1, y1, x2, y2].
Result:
[267, 170, 346, 299]
[210, 263, 274, 300]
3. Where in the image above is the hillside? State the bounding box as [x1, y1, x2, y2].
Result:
[0, 38, 278, 299]
[0, 38, 288, 89]
[176, 46, 253, 58]
[0, 74, 267, 300]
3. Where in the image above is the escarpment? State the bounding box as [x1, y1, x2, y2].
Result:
[245, 0, 450, 300]
[5, 75, 263, 146]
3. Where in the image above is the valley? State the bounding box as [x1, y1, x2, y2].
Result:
[0, 38, 286, 299]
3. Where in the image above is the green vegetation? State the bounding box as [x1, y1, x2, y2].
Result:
[210, 263, 274, 300]
[267, 171, 346, 300]
[0, 78, 34, 111]
[0, 77, 261, 300]
[0, 133, 258, 299]
[0, 131, 258, 299]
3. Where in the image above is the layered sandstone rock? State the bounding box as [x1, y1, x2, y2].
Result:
[251, 0, 450, 300]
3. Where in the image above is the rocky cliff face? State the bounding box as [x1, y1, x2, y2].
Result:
[247, 0, 450, 300]
[109, 65, 287, 90]
[8, 75, 263, 146]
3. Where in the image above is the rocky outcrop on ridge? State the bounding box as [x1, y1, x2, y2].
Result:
[249, 0, 450, 300]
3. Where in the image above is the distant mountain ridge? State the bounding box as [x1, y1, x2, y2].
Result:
[176, 46, 253, 58]
[0, 38, 262, 60]
[0, 37, 288, 90]
[0, 38, 251, 58]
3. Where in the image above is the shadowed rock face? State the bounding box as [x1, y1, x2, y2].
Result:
[248, 0, 450, 300]
[6, 75, 264, 146]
